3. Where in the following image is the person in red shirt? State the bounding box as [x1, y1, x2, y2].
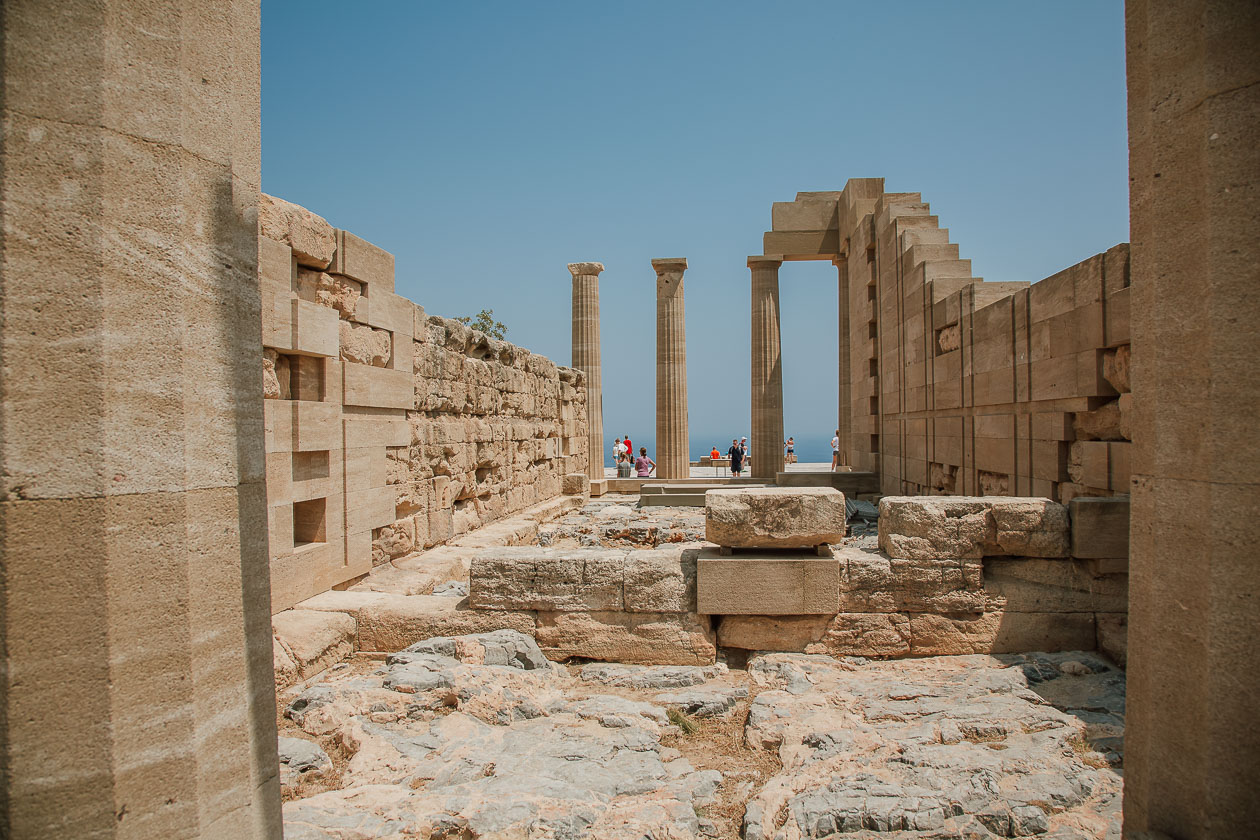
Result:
[623, 435, 632, 461]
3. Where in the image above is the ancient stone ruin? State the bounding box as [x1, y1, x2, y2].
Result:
[1, 2, 1256, 839]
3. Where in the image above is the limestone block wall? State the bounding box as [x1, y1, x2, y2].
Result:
[770, 180, 1133, 503]
[260, 195, 588, 612]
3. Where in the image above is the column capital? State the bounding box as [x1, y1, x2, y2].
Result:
[651, 257, 688, 276]
[567, 262, 605, 277]
[747, 254, 783, 269]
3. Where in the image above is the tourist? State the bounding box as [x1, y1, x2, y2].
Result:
[740, 436, 749, 469]
[784, 436, 795, 466]
[634, 447, 656, 477]
[710, 445, 720, 460]
[728, 438, 744, 476]
[623, 434, 633, 460]
[613, 437, 626, 464]
[831, 429, 841, 472]
[616, 451, 632, 478]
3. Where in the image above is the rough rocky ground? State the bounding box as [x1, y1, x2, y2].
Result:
[538, 500, 705, 548]
[278, 630, 1124, 839]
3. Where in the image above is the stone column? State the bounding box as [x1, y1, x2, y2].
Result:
[834, 257, 851, 466]
[1124, 1, 1260, 837]
[568, 262, 605, 480]
[749, 256, 785, 481]
[0, 1, 282, 838]
[652, 258, 690, 479]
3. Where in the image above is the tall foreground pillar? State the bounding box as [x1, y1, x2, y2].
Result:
[653, 259, 690, 479]
[749, 256, 785, 480]
[569, 262, 606, 479]
[0, 1, 282, 838]
[1124, 0, 1260, 837]
[834, 257, 851, 466]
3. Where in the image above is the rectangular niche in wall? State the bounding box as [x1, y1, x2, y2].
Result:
[278, 353, 325, 401]
[293, 498, 327, 546]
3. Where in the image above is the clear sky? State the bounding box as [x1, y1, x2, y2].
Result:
[261, 1, 1129, 462]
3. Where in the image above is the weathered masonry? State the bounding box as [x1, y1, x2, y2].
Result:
[755, 180, 1132, 502]
[260, 196, 589, 611]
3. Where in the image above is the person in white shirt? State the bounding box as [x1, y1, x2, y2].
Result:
[831, 430, 842, 472]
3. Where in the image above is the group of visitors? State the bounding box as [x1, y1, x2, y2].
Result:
[613, 435, 655, 478]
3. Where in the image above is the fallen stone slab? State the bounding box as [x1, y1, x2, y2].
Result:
[272, 608, 356, 684]
[878, 496, 1070, 560]
[705, 487, 846, 549]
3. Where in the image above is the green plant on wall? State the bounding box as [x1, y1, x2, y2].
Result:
[457, 308, 508, 340]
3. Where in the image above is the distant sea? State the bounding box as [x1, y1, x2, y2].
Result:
[603, 434, 833, 467]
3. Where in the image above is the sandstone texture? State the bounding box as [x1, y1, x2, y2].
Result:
[273, 609, 357, 689]
[706, 487, 846, 549]
[878, 496, 1070, 560]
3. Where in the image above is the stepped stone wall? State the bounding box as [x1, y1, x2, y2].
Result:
[260, 195, 588, 612]
[768, 180, 1133, 502]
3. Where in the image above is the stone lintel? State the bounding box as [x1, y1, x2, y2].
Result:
[567, 262, 605, 277]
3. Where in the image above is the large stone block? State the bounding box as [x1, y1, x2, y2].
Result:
[1070, 495, 1130, 559]
[908, 611, 1097, 656]
[535, 611, 716, 665]
[816, 612, 912, 657]
[469, 547, 626, 611]
[837, 544, 985, 613]
[705, 487, 845, 549]
[624, 548, 696, 613]
[878, 496, 1070, 559]
[695, 547, 839, 615]
[983, 558, 1128, 613]
[716, 614, 830, 652]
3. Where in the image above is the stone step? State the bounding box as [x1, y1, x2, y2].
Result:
[775, 471, 880, 495]
[639, 492, 708, 507]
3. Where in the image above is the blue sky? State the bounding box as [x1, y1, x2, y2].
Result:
[261, 1, 1129, 461]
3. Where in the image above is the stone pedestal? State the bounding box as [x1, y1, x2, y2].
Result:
[0, 1, 282, 836]
[652, 258, 689, 479]
[568, 262, 605, 480]
[1124, 1, 1260, 836]
[749, 256, 784, 479]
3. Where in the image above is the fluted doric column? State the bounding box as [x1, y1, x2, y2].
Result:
[834, 257, 851, 466]
[652, 258, 689, 479]
[568, 262, 605, 480]
[749, 255, 784, 480]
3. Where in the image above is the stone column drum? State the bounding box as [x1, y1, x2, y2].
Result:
[749, 256, 785, 480]
[568, 262, 605, 480]
[834, 257, 851, 466]
[652, 258, 690, 479]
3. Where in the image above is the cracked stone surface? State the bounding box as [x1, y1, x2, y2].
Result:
[742, 651, 1123, 839]
[280, 631, 1123, 839]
